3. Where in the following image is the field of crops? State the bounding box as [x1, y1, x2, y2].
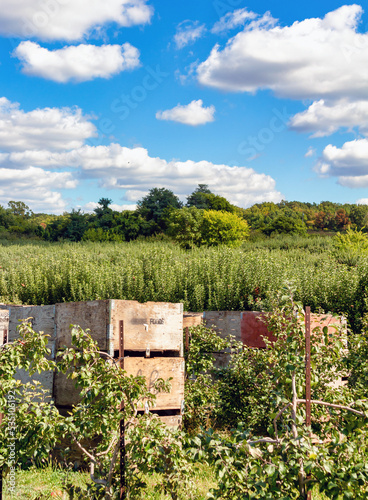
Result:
[0, 235, 366, 329]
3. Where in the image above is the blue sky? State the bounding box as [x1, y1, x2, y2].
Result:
[0, 0, 368, 213]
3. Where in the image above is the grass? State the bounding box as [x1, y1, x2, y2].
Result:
[3, 464, 89, 499]
[2, 463, 216, 500]
[2, 464, 336, 499]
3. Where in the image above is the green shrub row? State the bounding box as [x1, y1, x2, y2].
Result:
[0, 239, 367, 329]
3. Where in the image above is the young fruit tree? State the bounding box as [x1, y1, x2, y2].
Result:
[191, 290, 368, 499]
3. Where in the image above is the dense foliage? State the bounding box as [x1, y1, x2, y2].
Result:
[1, 186, 368, 242]
[2, 294, 368, 499]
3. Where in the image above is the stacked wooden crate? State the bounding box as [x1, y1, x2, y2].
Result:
[2, 300, 185, 428]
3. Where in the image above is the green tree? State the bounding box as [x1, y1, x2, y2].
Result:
[263, 210, 307, 236]
[7, 201, 32, 218]
[93, 198, 115, 230]
[187, 185, 235, 213]
[166, 207, 204, 248]
[350, 205, 368, 230]
[137, 188, 183, 232]
[186, 184, 213, 209]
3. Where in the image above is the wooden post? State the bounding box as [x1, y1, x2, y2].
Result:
[119, 321, 126, 500]
[305, 306, 312, 500]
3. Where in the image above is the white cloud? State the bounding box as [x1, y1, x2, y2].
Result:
[0, 98, 283, 211]
[0, 97, 96, 152]
[197, 5, 368, 100]
[72, 143, 283, 207]
[0, 167, 76, 213]
[174, 20, 206, 49]
[305, 147, 316, 158]
[211, 8, 258, 34]
[290, 99, 368, 137]
[156, 100, 215, 126]
[315, 138, 368, 187]
[356, 198, 368, 204]
[0, 0, 153, 41]
[83, 201, 136, 212]
[14, 42, 140, 83]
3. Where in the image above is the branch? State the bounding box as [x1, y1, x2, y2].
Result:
[90, 460, 107, 487]
[273, 403, 292, 441]
[247, 438, 279, 445]
[97, 434, 119, 457]
[106, 439, 121, 490]
[291, 372, 298, 440]
[97, 351, 121, 371]
[70, 433, 101, 468]
[297, 399, 367, 417]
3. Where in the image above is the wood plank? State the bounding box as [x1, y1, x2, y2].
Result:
[203, 311, 242, 341]
[15, 367, 54, 402]
[55, 300, 109, 350]
[53, 371, 81, 407]
[183, 312, 203, 329]
[111, 300, 183, 352]
[8, 305, 55, 342]
[241, 311, 273, 348]
[157, 415, 182, 429]
[124, 357, 185, 410]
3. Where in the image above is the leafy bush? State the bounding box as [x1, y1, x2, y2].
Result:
[333, 227, 368, 266]
[215, 346, 273, 433]
[200, 210, 249, 247]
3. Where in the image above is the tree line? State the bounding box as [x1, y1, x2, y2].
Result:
[1, 185, 368, 246]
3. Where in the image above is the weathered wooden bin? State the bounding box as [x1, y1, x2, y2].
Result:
[1, 300, 184, 428]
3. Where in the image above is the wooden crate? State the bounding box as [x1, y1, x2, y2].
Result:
[241, 311, 346, 348]
[203, 311, 241, 341]
[55, 300, 109, 351]
[124, 357, 185, 411]
[183, 312, 203, 329]
[2, 300, 185, 427]
[111, 300, 183, 353]
[7, 305, 56, 399]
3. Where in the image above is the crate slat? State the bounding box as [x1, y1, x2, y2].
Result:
[124, 357, 185, 410]
[112, 300, 183, 352]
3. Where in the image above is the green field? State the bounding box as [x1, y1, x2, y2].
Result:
[0, 235, 365, 329]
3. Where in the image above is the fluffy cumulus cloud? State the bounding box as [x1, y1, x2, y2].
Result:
[71, 144, 283, 207]
[0, 97, 282, 211]
[0, 97, 96, 152]
[290, 99, 368, 137]
[0, 166, 76, 213]
[14, 42, 140, 83]
[315, 139, 368, 187]
[197, 5, 368, 100]
[174, 20, 206, 49]
[211, 8, 258, 34]
[0, 0, 153, 41]
[156, 100, 215, 126]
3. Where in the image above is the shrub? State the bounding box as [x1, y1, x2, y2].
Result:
[200, 210, 249, 247]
